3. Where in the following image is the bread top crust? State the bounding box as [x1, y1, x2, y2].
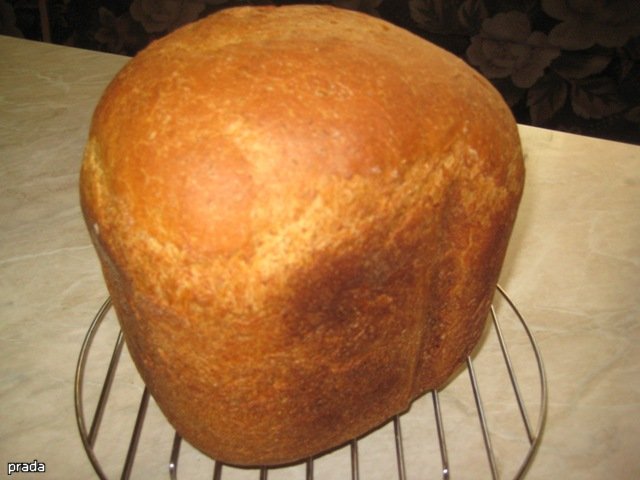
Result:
[80, 4, 523, 331]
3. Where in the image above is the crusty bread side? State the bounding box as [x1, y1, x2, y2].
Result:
[80, 5, 524, 466]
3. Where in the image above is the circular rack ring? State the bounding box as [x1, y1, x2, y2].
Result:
[75, 285, 547, 480]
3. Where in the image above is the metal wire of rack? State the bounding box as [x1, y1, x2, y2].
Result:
[75, 285, 547, 480]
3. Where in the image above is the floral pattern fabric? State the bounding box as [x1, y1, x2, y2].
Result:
[466, 11, 561, 89]
[2, 0, 639, 144]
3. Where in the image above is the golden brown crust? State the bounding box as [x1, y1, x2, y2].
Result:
[80, 5, 524, 466]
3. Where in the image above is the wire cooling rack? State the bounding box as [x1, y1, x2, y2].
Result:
[75, 285, 547, 480]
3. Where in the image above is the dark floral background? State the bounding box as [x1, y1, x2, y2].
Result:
[3, 0, 639, 144]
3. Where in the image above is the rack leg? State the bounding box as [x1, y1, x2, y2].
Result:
[212, 461, 223, 480]
[306, 458, 314, 480]
[169, 433, 182, 480]
[393, 416, 407, 480]
[350, 439, 359, 480]
[467, 357, 499, 480]
[491, 305, 535, 443]
[432, 390, 450, 480]
[121, 387, 150, 480]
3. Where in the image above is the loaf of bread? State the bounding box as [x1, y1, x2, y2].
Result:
[80, 5, 524, 466]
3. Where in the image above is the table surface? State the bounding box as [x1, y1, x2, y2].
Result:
[1, 34, 639, 480]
